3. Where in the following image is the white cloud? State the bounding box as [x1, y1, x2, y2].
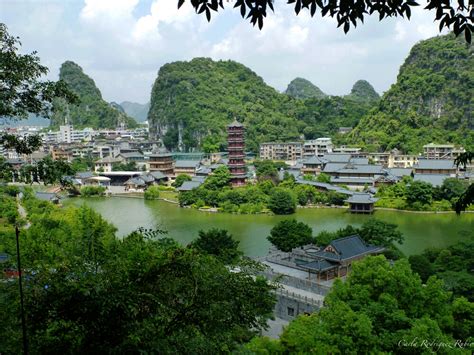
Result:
[80, 0, 139, 21]
[0, 0, 446, 102]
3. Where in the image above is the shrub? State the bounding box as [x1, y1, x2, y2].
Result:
[80, 186, 106, 196]
[144, 186, 160, 200]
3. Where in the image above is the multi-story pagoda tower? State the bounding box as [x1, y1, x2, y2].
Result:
[227, 119, 246, 187]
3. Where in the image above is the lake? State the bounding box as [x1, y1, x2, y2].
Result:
[64, 197, 474, 257]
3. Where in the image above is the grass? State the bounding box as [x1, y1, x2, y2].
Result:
[159, 190, 179, 202]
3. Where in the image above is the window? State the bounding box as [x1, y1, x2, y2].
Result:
[287, 307, 295, 317]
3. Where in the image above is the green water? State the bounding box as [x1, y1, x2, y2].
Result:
[64, 197, 474, 257]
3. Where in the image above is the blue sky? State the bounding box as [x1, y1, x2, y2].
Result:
[1, 0, 445, 103]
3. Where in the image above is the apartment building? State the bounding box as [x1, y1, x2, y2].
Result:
[259, 142, 303, 161]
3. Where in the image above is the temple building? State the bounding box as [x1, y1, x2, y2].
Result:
[345, 193, 378, 214]
[227, 119, 246, 187]
[149, 148, 174, 176]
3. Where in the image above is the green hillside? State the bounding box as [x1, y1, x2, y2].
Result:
[350, 34, 474, 153]
[148, 58, 302, 152]
[294, 95, 377, 140]
[347, 80, 380, 102]
[285, 77, 327, 99]
[51, 61, 137, 129]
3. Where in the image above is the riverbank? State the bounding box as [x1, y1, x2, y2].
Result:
[74, 189, 474, 216]
[63, 196, 474, 257]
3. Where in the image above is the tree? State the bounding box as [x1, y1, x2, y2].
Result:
[203, 165, 232, 190]
[406, 180, 433, 206]
[0, 24, 77, 154]
[251, 256, 474, 353]
[178, 0, 474, 43]
[438, 177, 468, 202]
[267, 219, 313, 252]
[358, 219, 404, 247]
[454, 151, 474, 213]
[112, 161, 137, 171]
[316, 173, 331, 183]
[0, 197, 277, 353]
[267, 188, 296, 214]
[173, 174, 192, 188]
[190, 228, 242, 264]
[254, 160, 279, 183]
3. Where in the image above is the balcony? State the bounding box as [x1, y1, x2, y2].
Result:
[228, 146, 244, 151]
[228, 138, 244, 143]
[228, 162, 246, 168]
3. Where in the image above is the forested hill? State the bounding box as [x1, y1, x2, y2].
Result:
[50, 61, 137, 129]
[348, 80, 380, 102]
[148, 58, 302, 152]
[148, 58, 377, 152]
[349, 33, 474, 153]
[285, 77, 327, 99]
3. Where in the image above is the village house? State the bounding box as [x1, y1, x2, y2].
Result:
[174, 160, 201, 177]
[94, 156, 124, 172]
[423, 143, 465, 159]
[414, 159, 457, 175]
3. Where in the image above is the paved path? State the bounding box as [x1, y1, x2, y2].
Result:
[16, 195, 31, 229]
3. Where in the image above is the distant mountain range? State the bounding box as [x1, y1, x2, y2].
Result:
[119, 101, 150, 122]
[7, 33, 471, 154]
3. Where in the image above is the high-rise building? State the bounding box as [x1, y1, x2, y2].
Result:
[227, 119, 246, 187]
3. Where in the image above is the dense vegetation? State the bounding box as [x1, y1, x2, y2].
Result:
[147, 58, 377, 152]
[295, 94, 377, 140]
[51, 61, 137, 129]
[178, 165, 347, 214]
[248, 255, 474, 353]
[350, 33, 474, 153]
[0, 191, 276, 354]
[284, 77, 327, 99]
[375, 176, 471, 211]
[409, 238, 474, 302]
[347, 79, 380, 103]
[148, 58, 301, 152]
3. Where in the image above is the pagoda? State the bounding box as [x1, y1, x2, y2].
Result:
[227, 119, 246, 187]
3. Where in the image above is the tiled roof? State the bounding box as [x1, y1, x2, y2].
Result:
[303, 156, 325, 165]
[312, 235, 384, 262]
[345, 193, 378, 204]
[387, 168, 413, 177]
[175, 160, 200, 168]
[321, 153, 352, 163]
[416, 159, 456, 170]
[177, 180, 203, 191]
[413, 174, 451, 187]
[148, 171, 167, 180]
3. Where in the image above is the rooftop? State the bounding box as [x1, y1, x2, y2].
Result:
[345, 193, 378, 204]
[177, 180, 203, 191]
[416, 159, 456, 170]
[413, 173, 451, 187]
[175, 160, 201, 168]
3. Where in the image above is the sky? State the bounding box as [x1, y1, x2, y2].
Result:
[1, 0, 445, 104]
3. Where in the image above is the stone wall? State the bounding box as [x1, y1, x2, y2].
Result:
[274, 290, 322, 321]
